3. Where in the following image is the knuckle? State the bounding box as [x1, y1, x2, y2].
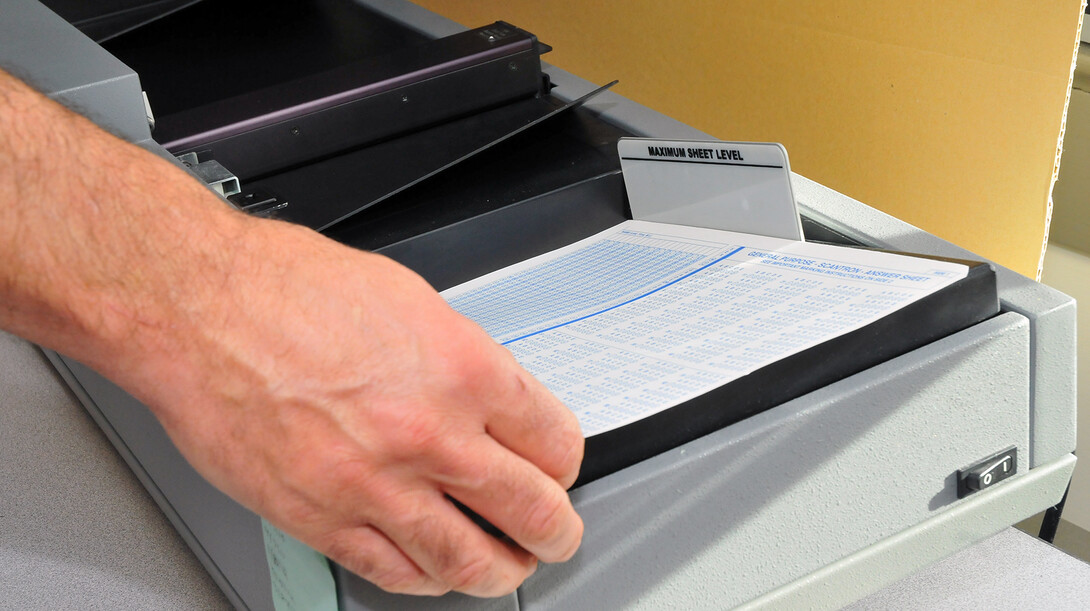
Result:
[276, 498, 326, 533]
[523, 489, 569, 543]
[323, 536, 386, 587]
[553, 426, 585, 471]
[380, 410, 450, 460]
[323, 528, 449, 596]
[401, 416, 445, 454]
[439, 325, 514, 391]
[323, 535, 371, 573]
[429, 448, 481, 486]
[322, 445, 378, 494]
[443, 350, 497, 398]
[503, 370, 534, 405]
[443, 549, 495, 592]
[370, 565, 442, 595]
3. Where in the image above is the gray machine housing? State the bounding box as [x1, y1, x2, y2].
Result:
[3, 1, 1077, 609]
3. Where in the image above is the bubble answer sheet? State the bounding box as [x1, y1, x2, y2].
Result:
[443, 219, 968, 438]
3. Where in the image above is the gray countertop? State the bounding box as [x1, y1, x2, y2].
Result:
[2, 329, 1088, 610]
[849, 527, 1090, 610]
[0, 331, 229, 610]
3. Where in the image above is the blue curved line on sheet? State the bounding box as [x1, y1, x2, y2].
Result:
[501, 246, 746, 346]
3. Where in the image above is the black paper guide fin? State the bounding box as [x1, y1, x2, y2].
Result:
[261, 82, 617, 232]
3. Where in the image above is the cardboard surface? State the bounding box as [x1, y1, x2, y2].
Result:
[413, 1, 1085, 278]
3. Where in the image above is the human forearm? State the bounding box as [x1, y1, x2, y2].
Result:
[0, 68, 584, 597]
[0, 68, 247, 373]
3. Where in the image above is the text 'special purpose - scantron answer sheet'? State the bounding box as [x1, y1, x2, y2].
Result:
[442, 220, 967, 438]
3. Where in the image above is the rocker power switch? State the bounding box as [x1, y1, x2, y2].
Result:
[957, 447, 1017, 499]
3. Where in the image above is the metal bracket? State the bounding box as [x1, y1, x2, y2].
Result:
[227, 188, 290, 219]
[142, 91, 156, 131]
[176, 152, 241, 198]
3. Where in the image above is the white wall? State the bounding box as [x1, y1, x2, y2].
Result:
[1041, 244, 1089, 532]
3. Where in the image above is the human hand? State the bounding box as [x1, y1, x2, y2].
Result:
[0, 70, 584, 597]
[133, 219, 585, 597]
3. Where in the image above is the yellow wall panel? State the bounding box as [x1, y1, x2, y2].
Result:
[412, 1, 1083, 277]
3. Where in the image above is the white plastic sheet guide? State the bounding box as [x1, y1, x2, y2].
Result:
[617, 138, 804, 240]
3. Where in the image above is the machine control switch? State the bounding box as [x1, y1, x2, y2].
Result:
[957, 447, 1017, 498]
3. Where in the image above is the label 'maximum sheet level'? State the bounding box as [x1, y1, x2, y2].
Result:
[443, 220, 967, 437]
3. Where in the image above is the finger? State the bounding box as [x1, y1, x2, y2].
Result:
[321, 524, 450, 596]
[377, 487, 539, 597]
[482, 363, 585, 489]
[441, 435, 583, 564]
